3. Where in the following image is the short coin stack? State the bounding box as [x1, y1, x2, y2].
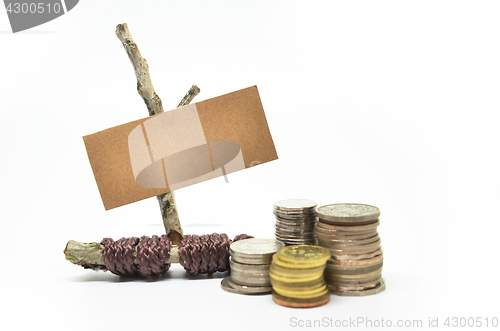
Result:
[273, 199, 318, 245]
[221, 238, 284, 295]
[315, 203, 385, 296]
[269, 245, 331, 308]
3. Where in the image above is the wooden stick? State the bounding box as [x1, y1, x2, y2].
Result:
[115, 23, 163, 117]
[64, 240, 179, 270]
[115, 23, 200, 244]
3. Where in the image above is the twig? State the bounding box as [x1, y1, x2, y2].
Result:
[64, 240, 179, 270]
[115, 23, 163, 116]
[177, 85, 201, 108]
[115, 23, 200, 244]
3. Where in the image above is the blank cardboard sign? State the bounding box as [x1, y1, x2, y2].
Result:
[83, 86, 278, 210]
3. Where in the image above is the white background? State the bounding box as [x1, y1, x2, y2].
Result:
[1, 1, 499, 330]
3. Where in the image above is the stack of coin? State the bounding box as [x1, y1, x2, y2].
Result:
[273, 199, 318, 245]
[269, 245, 331, 308]
[315, 203, 385, 296]
[221, 238, 284, 295]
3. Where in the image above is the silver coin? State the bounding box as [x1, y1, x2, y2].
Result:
[317, 203, 380, 223]
[274, 199, 317, 211]
[279, 241, 318, 246]
[275, 226, 316, 234]
[275, 231, 316, 238]
[278, 236, 317, 241]
[275, 217, 318, 224]
[275, 217, 317, 224]
[221, 276, 245, 294]
[229, 257, 270, 271]
[274, 208, 316, 215]
[231, 269, 270, 279]
[230, 238, 284, 257]
[273, 211, 316, 221]
[230, 253, 272, 265]
[221, 276, 271, 295]
[227, 277, 272, 294]
[231, 274, 271, 287]
[275, 225, 316, 232]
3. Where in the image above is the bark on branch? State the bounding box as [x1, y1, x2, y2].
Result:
[115, 23, 200, 244]
[64, 240, 179, 270]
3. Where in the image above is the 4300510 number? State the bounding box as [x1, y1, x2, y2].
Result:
[6, 2, 62, 14]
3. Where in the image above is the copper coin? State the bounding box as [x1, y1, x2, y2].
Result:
[325, 267, 382, 280]
[316, 203, 380, 223]
[328, 279, 381, 292]
[316, 219, 380, 232]
[327, 252, 384, 268]
[329, 278, 386, 296]
[326, 274, 382, 286]
[326, 262, 383, 275]
[314, 227, 378, 240]
[316, 234, 380, 246]
[319, 218, 379, 226]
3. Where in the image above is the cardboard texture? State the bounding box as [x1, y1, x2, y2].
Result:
[84, 86, 278, 210]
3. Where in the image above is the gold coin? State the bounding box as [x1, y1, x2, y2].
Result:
[271, 254, 326, 275]
[272, 279, 326, 291]
[270, 274, 325, 288]
[271, 253, 320, 269]
[269, 262, 325, 279]
[273, 284, 329, 299]
[275, 245, 330, 267]
[269, 270, 323, 283]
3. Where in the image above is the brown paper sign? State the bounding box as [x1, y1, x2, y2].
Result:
[83, 86, 278, 210]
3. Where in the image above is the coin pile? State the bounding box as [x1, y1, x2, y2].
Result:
[273, 199, 318, 245]
[269, 245, 331, 308]
[221, 238, 284, 295]
[315, 203, 385, 296]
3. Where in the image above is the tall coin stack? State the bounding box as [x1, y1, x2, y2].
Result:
[221, 238, 284, 295]
[314, 203, 385, 296]
[270, 245, 331, 308]
[273, 199, 318, 245]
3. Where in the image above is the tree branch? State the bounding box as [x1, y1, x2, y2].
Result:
[115, 23, 200, 244]
[64, 240, 179, 270]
